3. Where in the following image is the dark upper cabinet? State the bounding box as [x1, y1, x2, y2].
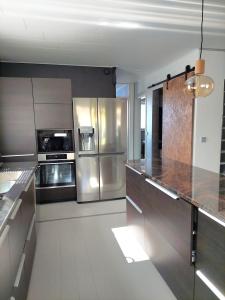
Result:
[0, 78, 36, 158]
[34, 103, 73, 129]
[32, 78, 72, 104]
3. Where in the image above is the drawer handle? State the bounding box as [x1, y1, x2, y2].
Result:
[199, 208, 225, 228]
[2, 154, 34, 158]
[196, 270, 225, 300]
[14, 253, 26, 288]
[27, 214, 36, 241]
[125, 164, 142, 176]
[145, 179, 179, 200]
[24, 175, 34, 192]
[0, 225, 10, 248]
[126, 196, 142, 214]
[10, 199, 22, 220]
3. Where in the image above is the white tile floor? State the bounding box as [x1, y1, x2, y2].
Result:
[28, 200, 176, 300]
[36, 199, 127, 222]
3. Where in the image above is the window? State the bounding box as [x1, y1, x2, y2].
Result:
[116, 84, 129, 97]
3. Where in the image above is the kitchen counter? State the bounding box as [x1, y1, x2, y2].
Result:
[0, 161, 37, 234]
[126, 158, 225, 224]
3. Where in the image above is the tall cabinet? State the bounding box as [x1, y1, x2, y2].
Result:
[0, 77, 73, 161]
[0, 78, 36, 161]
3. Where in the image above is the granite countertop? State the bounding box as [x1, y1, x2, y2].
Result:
[126, 158, 225, 224]
[0, 161, 37, 234]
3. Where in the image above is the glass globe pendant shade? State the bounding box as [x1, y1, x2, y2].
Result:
[184, 59, 214, 97]
[184, 74, 214, 97]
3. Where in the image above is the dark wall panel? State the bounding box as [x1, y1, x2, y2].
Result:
[0, 63, 116, 98]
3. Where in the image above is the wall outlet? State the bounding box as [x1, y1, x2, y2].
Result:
[201, 137, 207, 143]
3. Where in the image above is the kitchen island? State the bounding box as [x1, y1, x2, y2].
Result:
[0, 161, 37, 300]
[126, 158, 225, 300]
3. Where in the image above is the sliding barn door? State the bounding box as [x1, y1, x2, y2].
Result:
[162, 74, 194, 165]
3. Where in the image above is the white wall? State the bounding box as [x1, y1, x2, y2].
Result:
[136, 49, 198, 96]
[136, 49, 225, 173]
[193, 50, 225, 173]
[116, 68, 138, 84]
[116, 67, 142, 160]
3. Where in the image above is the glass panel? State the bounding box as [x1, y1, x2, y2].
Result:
[116, 84, 129, 97]
[39, 163, 75, 187]
[141, 102, 146, 129]
[37, 130, 73, 152]
[140, 99, 146, 159]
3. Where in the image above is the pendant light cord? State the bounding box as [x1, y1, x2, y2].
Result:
[200, 0, 204, 59]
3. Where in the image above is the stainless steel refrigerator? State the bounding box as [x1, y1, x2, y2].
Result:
[73, 98, 127, 202]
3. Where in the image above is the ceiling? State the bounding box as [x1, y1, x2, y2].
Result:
[0, 0, 225, 77]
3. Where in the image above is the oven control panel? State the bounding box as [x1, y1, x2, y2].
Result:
[38, 152, 75, 162]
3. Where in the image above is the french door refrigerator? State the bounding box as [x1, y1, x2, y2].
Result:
[73, 98, 127, 202]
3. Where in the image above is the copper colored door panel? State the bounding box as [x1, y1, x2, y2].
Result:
[162, 73, 194, 165]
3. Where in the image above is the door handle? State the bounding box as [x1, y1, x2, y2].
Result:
[125, 164, 142, 176]
[126, 196, 142, 214]
[2, 154, 35, 158]
[10, 199, 22, 220]
[78, 153, 98, 157]
[14, 253, 26, 288]
[0, 225, 10, 248]
[99, 152, 125, 156]
[27, 214, 35, 241]
[24, 175, 34, 192]
[145, 178, 178, 200]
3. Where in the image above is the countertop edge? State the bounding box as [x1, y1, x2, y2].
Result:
[125, 162, 225, 225]
[0, 163, 37, 235]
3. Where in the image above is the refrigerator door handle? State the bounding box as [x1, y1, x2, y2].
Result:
[78, 153, 99, 157]
[99, 152, 125, 156]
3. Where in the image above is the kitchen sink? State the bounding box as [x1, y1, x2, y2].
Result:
[0, 171, 22, 194]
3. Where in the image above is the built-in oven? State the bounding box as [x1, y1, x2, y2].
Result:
[36, 151, 76, 204]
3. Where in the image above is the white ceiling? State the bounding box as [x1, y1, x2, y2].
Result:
[0, 0, 225, 77]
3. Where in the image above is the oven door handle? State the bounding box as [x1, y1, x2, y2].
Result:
[39, 162, 75, 165]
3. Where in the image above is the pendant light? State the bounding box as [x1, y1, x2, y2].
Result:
[184, 0, 214, 97]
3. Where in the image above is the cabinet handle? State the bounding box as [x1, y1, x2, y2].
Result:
[145, 178, 179, 200]
[10, 199, 22, 220]
[126, 196, 142, 214]
[196, 270, 225, 300]
[27, 214, 35, 241]
[0, 225, 10, 248]
[14, 253, 26, 288]
[24, 175, 34, 192]
[2, 154, 34, 158]
[199, 208, 225, 228]
[125, 164, 142, 176]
